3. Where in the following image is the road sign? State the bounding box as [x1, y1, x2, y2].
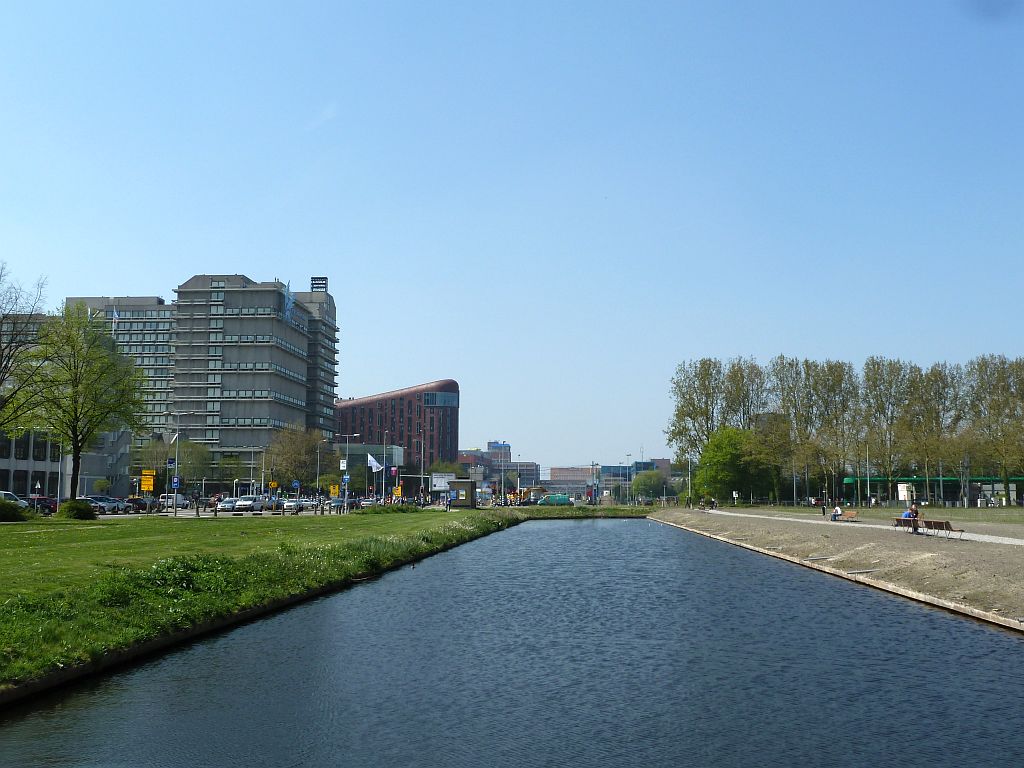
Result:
[393, 486, 402, 498]
[142, 469, 156, 476]
[140, 477, 154, 492]
[292, 480, 300, 489]
[329, 484, 340, 497]
[339, 459, 347, 471]
[167, 458, 176, 468]
[171, 475, 180, 489]
[343, 474, 350, 484]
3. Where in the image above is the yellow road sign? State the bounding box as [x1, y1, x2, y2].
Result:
[141, 469, 156, 476]
[269, 481, 278, 489]
[329, 484, 340, 497]
[140, 477, 154, 492]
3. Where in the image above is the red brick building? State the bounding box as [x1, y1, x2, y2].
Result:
[334, 380, 459, 470]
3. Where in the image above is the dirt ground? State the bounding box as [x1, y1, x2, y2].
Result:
[650, 508, 1024, 626]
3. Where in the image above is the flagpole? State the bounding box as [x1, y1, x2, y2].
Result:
[382, 431, 387, 502]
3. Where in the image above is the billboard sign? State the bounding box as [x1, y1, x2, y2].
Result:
[431, 472, 456, 491]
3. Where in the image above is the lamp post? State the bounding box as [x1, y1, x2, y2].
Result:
[383, 431, 389, 502]
[626, 453, 632, 506]
[340, 433, 359, 513]
[499, 442, 505, 506]
[315, 438, 327, 513]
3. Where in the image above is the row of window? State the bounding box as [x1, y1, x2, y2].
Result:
[105, 310, 172, 319]
[116, 333, 172, 342]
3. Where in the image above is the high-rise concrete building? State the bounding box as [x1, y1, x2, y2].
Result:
[70, 274, 338, 473]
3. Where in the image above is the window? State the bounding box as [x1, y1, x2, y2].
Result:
[211, 280, 225, 289]
[205, 430, 219, 440]
[210, 291, 224, 301]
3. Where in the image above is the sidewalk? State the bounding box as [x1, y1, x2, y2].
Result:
[701, 508, 1024, 547]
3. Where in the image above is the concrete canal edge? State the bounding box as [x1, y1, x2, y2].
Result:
[651, 516, 1024, 636]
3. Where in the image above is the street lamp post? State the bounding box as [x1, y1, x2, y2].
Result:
[626, 453, 632, 506]
[315, 439, 327, 513]
[340, 433, 359, 513]
[499, 442, 505, 506]
[383, 431, 389, 503]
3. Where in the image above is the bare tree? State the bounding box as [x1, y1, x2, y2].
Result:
[0, 263, 47, 431]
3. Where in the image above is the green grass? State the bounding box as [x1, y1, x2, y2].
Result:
[0, 511, 475, 601]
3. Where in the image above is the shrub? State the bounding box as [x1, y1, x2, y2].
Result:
[0, 500, 27, 522]
[57, 500, 98, 520]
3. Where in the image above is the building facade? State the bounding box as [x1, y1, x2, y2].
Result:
[334, 380, 459, 471]
[69, 274, 338, 480]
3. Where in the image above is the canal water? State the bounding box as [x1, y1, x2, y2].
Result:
[2, 519, 1024, 767]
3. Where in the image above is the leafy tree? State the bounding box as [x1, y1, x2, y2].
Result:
[217, 454, 245, 484]
[722, 356, 770, 430]
[964, 355, 1024, 504]
[177, 440, 212, 493]
[0, 263, 47, 431]
[861, 356, 912, 501]
[92, 478, 111, 494]
[694, 426, 772, 502]
[666, 358, 726, 461]
[632, 469, 669, 501]
[15, 302, 145, 499]
[266, 427, 323, 488]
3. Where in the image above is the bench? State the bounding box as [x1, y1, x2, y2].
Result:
[892, 517, 918, 532]
[837, 510, 858, 522]
[922, 519, 965, 539]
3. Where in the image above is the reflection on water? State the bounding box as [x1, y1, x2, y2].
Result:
[3, 519, 1024, 767]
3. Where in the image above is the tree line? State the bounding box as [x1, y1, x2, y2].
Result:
[667, 355, 1024, 504]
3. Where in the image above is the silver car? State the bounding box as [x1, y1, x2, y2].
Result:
[234, 495, 264, 512]
[0, 490, 28, 508]
[216, 497, 238, 512]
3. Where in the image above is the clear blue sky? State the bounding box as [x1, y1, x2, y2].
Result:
[2, 1, 1021, 471]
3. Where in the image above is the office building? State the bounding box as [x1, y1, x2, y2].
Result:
[334, 380, 459, 471]
[69, 274, 338, 476]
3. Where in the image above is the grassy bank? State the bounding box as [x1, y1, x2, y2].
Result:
[0, 509, 521, 694]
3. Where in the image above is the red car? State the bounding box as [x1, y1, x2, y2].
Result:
[28, 495, 58, 515]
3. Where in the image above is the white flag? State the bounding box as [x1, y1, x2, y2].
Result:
[367, 454, 383, 473]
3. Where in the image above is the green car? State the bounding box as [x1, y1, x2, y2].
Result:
[536, 493, 572, 506]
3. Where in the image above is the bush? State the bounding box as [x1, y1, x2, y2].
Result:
[57, 500, 98, 520]
[0, 500, 27, 522]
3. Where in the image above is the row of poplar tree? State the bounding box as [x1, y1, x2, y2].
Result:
[666, 355, 1024, 504]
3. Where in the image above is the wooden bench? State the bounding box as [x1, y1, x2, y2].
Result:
[837, 510, 858, 522]
[922, 519, 965, 539]
[892, 517, 918, 532]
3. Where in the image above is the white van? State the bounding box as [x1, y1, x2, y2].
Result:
[158, 493, 187, 509]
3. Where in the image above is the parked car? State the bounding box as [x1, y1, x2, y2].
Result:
[125, 496, 152, 511]
[0, 491, 28, 508]
[329, 498, 346, 513]
[234, 495, 264, 512]
[28, 495, 58, 515]
[216, 497, 238, 512]
[86, 495, 122, 513]
[158, 493, 188, 510]
[283, 498, 304, 513]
